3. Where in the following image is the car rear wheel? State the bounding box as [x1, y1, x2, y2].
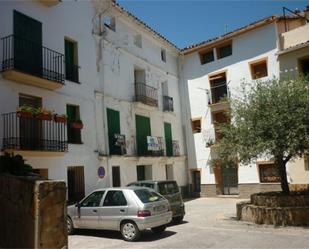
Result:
[173, 215, 184, 224]
[151, 225, 166, 234]
[120, 221, 141, 242]
[67, 217, 75, 235]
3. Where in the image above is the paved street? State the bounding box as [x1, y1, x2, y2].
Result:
[69, 198, 309, 249]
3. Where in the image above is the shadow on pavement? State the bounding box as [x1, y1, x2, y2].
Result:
[71, 229, 177, 242]
[168, 220, 189, 227]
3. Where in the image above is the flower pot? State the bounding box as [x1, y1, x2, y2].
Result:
[36, 113, 53, 121]
[54, 115, 67, 123]
[17, 111, 33, 119]
[71, 122, 83, 129]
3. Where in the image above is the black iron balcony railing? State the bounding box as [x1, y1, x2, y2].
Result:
[135, 82, 158, 107]
[109, 133, 126, 155]
[163, 95, 174, 112]
[1, 35, 65, 84]
[2, 112, 68, 152]
[172, 140, 180, 156]
[136, 135, 164, 156]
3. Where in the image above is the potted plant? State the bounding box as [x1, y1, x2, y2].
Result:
[16, 105, 34, 118]
[71, 119, 83, 129]
[54, 114, 67, 123]
[36, 108, 54, 121]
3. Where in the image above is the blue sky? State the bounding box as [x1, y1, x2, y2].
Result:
[118, 0, 309, 48]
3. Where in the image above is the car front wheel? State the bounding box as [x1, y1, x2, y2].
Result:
[151, 225, 166, 234]
[67, 217, 75, 235]
[120, 221, 141, 241]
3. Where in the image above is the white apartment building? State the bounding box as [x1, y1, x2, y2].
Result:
[0, 0, 308, 200]
[91, 1, 187, 192]
[180, 11, 309, 197]
[0, 0, 102, 203]
[0, 0, 188, 200]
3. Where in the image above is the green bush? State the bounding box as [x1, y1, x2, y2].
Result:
[0, 153, 33, 176]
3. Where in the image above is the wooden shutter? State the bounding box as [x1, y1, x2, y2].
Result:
[135, 115, 151, 155]
[107, 108, 121, 155]
[67, 166, 85, 203]
[164, 122, 173, 156]
[14, 10, 42, 76]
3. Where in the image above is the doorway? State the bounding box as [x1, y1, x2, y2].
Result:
[67, 166, 85, 204]
[192, 170, 201, 193]
[112, 166, 121, 187]
[221, 163, 238, 195]
[19, 94, 42, 150]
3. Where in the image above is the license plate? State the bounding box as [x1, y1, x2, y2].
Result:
[154, 205, 165, 212]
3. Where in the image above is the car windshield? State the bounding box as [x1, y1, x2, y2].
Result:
[134, 189, 164, 203]
[158, 182, 179, 195]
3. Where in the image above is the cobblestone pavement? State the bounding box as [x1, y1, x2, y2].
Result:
[69, 197, 309, 249]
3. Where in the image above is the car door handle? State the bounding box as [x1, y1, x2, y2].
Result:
[92, 209, 98, 213]
[120, 209, 125, 213]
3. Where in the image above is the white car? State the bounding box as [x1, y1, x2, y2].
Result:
[67, 186, 172, 241]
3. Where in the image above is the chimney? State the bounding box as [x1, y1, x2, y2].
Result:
[305, 6, 309, 21]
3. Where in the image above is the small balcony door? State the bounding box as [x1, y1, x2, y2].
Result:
[14, 10, 42, 77]
[19, 94, 42, 150]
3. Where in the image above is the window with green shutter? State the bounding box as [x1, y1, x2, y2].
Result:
[13, 10, 42, 76]
[137, 165, 145, 181]
[65, 39, 79, 82]
[107, 108, 121, 155]
[66, 105, 82, 144]
[164, 122, 173, 156]
[135, 115, 151, 156]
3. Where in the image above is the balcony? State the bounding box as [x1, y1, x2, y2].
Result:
[135, 82, 158, 107]
[279, 23, 309, 51]
[172, 140, 180, 156]
[109, 133, 126, 155]
[2, 112, 68, 153]
[207, 85, 230, 112]
[1, 35, 65, 90]
[163, 95, 174, 112]
[136, 135, 164, 156]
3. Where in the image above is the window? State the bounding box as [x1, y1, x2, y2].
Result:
[164, 122, 173, 156]
[305, 155, 309, 171]
[212, 111, 230, 142]
[134, 189, 164, 203]
[166, 164, 174, 180]
[209, 72, 228, 104]
[158, 182, 179, 195]
[140, 182, 155, 189]
[217, 43, 232, 59]
[67, 166, 85, 203]
[191, 118, 201, 133]
[134, 34, 142, 48]
[135, 115, 151, 156]
[81, 191, 105, 207]
[161, 49, 166, 62]
[199, 50, 214, 65]
[250, 59, 268, 79]
[258, 162, 280, 183]
[112, 166, 121, 187]
[300, 58, 309, 77]
[136, 165, 152, 181]
[107, 108, 121, 155]
[65, 39, 79, 83]
[66, 105, 82, 144]
[103, 16, 115, 31]
[103, 190, 127, 206]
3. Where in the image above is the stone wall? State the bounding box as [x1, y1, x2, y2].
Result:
[237, 192, 309, 226]
[0, 174, 67, 249]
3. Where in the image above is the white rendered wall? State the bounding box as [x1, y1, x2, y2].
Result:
[181, 23, 280, 185]
[0, 1, 108, 195]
